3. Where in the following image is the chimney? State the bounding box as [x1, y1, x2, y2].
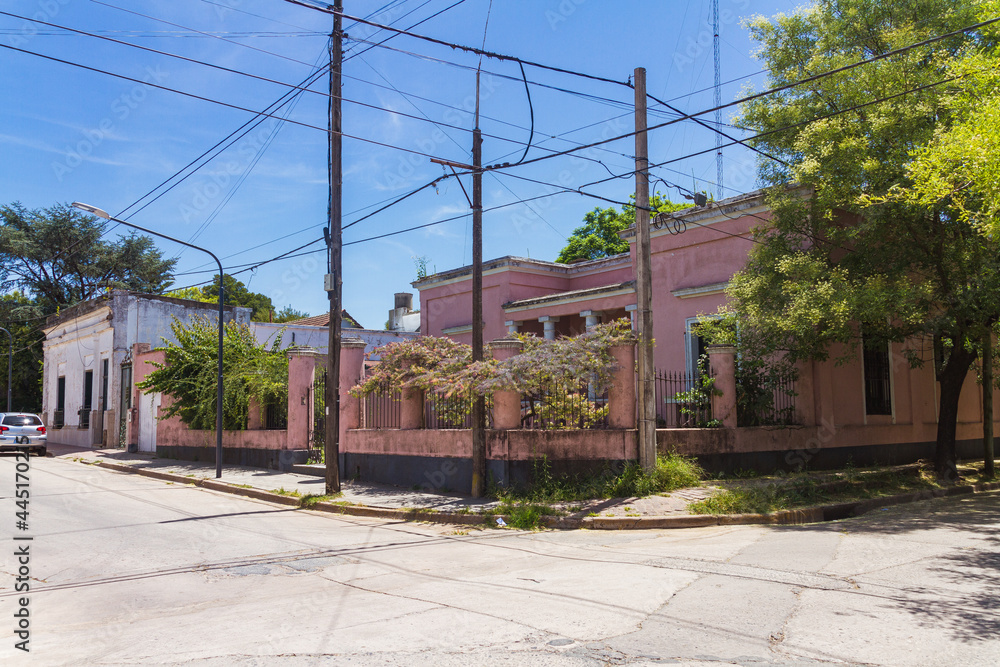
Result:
[394, 292, 413, 311]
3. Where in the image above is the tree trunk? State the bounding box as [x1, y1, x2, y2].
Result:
[935, 347, 977, 482]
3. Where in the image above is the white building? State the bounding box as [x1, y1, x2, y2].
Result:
[41, 290, 251, 449]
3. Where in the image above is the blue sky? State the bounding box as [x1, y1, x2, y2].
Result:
[1, 0, 800, 328]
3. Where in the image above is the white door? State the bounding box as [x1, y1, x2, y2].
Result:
[138, 393, 159, 453]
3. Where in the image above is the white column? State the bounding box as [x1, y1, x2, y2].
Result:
[580, 310, 601, 331]
[539, 316, 560, 340]
[505, 320, 522, 335]
[625, 304, 638, 331]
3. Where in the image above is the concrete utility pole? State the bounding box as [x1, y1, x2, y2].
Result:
[324, 0, 344, 495]
[634, 67, 656, 470]
[470, 73, 486, 497]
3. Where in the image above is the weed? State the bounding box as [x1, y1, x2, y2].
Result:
[271, 487, 302, 498]
[300, 493, 342, 508]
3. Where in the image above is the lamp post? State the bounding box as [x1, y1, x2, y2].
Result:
[72, 202, 225, 479]
[0, 327, 11, 412]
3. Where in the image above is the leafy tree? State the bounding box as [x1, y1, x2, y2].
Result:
[721, 0, 1000, 478]
[137, 316, 287, 430]
[0, 292, 45, 413]
[172, 275, 275, 322]
[556, 194, 688, 263]
[1, 202, 176, 312]
[273, 305, 310, 323]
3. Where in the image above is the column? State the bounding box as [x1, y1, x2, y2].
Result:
[286, 347, 318, 449]
[539, 315, 560, 340]
[707, 345, 737, 429]
[580, 310, 602, 332]
[608, 343, 637, 428]
[339, 338, 367, 443]
[625, 304, 637, 331]
[490, 338, 524, 429]
[505, 320, 522, 335]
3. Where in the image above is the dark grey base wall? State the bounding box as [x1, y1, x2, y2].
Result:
[690, 438, 987, 476]
[156, 445, 310, 471]
[341, 453, 630, 492]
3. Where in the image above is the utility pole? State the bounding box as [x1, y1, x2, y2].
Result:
[713, 0, 723, 199]
[985, 329, 995, 479]
[634, 67, 656, 470]
[470, 72, 486, 497]
[324, 0, 343, 495]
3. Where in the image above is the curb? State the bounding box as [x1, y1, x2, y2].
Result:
[82, 459, 1000, 531]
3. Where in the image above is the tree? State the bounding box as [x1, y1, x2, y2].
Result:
[0, 292, 45, 413]
[170, 275, 275, 322]
[729, 0, 1000, 479]
[556, 194, 687, 263]
[722, 0, 1000, 478]
[1, 202, 176, 312]
[273, 305, 310, 323]
[137, 316, 287, 430]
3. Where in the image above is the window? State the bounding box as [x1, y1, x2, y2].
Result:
[863, 340, 892, 415]
[101, 359, 109, 412]
[685, 318, 711, 378]
[55, 377, 66, 428]
[2, 415, 42, 426]
[81, 370, 94, 429]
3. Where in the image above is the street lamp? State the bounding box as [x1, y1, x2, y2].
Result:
[0, 327, 11, 412]
[72, 202, 225, 479]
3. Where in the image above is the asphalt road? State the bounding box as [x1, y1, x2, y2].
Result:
[2, 455, 999, 666]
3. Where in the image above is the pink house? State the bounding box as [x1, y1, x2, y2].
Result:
[415, 189, 998, 471]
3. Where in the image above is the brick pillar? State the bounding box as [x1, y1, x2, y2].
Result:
[794, 359, 816, 427]
[400, 386, 424, 429]
[247, 397, 264, 430]
[490, 338, 524, 429]
[707, 345, 737, 429]
[286, 347, 318, 449]
[608, 343, 637, 428]
[339, 338, 367, 444]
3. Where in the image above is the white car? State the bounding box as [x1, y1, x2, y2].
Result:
[0, 413, 48, 456]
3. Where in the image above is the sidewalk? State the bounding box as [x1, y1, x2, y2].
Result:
[45, 442, 1000, 530]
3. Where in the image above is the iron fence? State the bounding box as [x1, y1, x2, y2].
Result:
[521, 380, 610, 430]
[53, 410, 64, 429]
[264, 401, 287, 430]
[424, 392, 478, 429]
[737, 375, 798, 426]
[309, 369, 326, 463]
[362, 384, 402, 429]
[653, 369, 714, 428]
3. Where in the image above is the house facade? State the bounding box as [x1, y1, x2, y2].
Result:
[414, 189, 996, 470]
[41, 290, 251, 449]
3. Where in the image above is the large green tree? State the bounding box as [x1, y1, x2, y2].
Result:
[169, 275, 276, 322]
[721, 0, 1000, 478]
[556, 194, 687, 263]
[1, 202, 176, 312]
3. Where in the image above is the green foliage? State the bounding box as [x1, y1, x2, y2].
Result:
[725, 0, 1000, 475]
[556, 194, 688, 263]
[273, 305, 310, 323]
[166, 287, 214, 303]
[1, 202, 176, 310]
[530, 391, 608, 429]
[0, 292, 44, 412]
[672, 355, 722, 428]
[202, 274, 275, 322]
[136, 316, 287, 430]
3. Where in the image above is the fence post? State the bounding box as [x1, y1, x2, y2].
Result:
[609, 343, 637, 428]
[286, 347, 318, 449]
[247, 396, 264, 430]
[339, 338, 367, 442]
[707, 345, 737, 429]
[491, 338, 524, 429]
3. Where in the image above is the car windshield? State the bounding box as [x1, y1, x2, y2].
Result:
[2, 415, 42, 426]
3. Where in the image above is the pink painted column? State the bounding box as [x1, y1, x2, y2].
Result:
[491, 339, 524, 429]
[247, 397, 264, 430]
[608, 343, 637, 429]
[339, 338, 367, 444]
[794, 359, 816, 427]
[400, 386, 424, 429]
[707, 345, 737, 429]
[286, 348, 318, 449]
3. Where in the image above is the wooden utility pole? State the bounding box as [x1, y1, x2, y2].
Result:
[634, 67, 656, 469]
[985, 330, 995, 479]
[324, 0, 343, 495]
[470, 72, 486, 497]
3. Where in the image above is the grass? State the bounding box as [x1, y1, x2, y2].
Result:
[300, 493, 342, 508]
[689, 464, 956, 515]
[270, 487, 302, 498]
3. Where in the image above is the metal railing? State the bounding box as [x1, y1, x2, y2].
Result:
[53, 410, 65, 429]
[653, 369, 714, 428]
[424, 392, 475, 429]
[362, 385, 402, 429]
[737, 375, 798, 426]
[521, 380, 609, 430]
